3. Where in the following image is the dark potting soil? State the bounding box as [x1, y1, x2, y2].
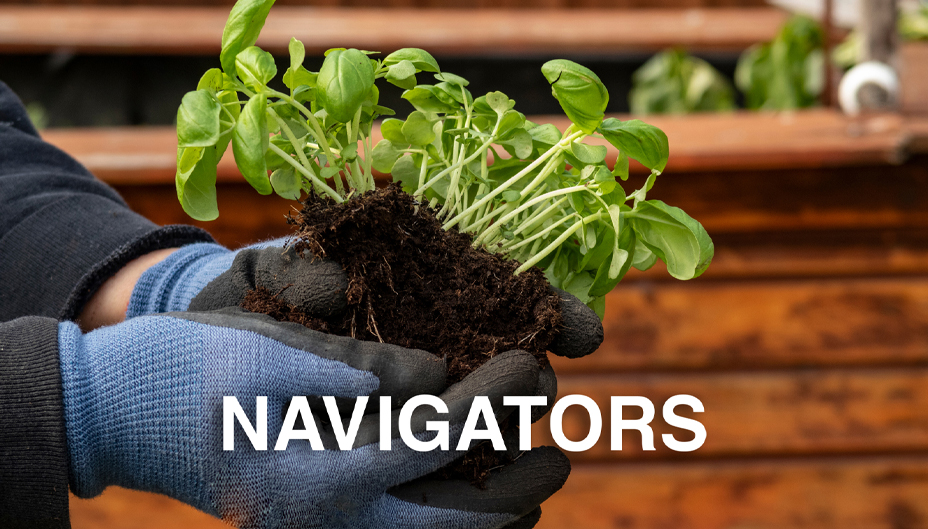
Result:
[241, 184, 561, 485]
[243, 183, 561, 382]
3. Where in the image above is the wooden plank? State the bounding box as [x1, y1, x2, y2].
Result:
[670, 228, 928, 280]
[550, 277, 928, 373]
[538, 457, 928, 529]
[69, 458, 928, 529]
[0, 6, 789, 55]
[116, 184, 297, 248]
[40, 111, 928, 187]
[531, 368, 928, 461]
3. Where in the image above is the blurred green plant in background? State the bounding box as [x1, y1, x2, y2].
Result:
[899, 2, 928, 41]
[835, 3, 928, 69]
[25, 101, 49, 130]
[628, 49, 735, 115]
[735, 15, 824, 110]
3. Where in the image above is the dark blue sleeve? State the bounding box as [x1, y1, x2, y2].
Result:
[0, 80, 215, 321]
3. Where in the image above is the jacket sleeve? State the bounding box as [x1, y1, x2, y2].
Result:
[0, 317, 70, 529]
[0, 80, 215, 322]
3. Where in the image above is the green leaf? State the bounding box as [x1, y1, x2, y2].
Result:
[598, 118, 669, 173]
[579, 226, 614, 271]
[369, 105, 395, 117]
[196, 68, 224, 93]
[528, 123, 562, 149]
[175, 146, 219, 221]
[235, 46, 277, 91]
[385, 59, 418, 90]
[569, 141, 607, 165]
[317, 48, 375, 123]
[612, 151, 629, 181]
[283, 38, 318, 90]
[541, 59, 609, 134]
[401, 111, 436, 146]
[497, 110, 525, 137]
[391, 154, 420, 193]
[270, 167, 301, 199]
[588, 295, 606, 320]
[632, 238, 658, 271]
[498, 128, 533, 160]
[177, 90, 221, 148]
[434, 82, 473, 106]
[232, 92, 272, 195]
[485, 91, 514, 115]
[220, 0, 276, 77]
[401, 86, 458, 113]
[562, 271, 596, 304]
[501, 190, 521, 202]
[383, 48, 440, 73]
[581, 164, 615, 193]
[589, 227, 635, 296]
[434, 72, 469, 87]
[380, 118, 407, 144]
[628, 199, 713, 279]
[372, 139, 401, 172]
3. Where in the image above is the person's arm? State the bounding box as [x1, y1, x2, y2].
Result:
[0, 80, 213, 323]
[0, 316, 70, 529]
[75, 248, 177, 332]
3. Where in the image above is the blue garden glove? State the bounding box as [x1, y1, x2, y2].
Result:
[127, 240, 348, 320]
[59, 307, 568, 528]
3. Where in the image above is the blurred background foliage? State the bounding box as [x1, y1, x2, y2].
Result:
[628, 49, 736, 115]
[735, 15, 824, 110]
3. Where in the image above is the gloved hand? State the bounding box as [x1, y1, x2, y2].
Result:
[126, 240, 347, 319]
[185, 246, 604, 360]
[59, 307, 567, 528]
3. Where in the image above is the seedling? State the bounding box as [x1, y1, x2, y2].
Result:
[175, 0, 714, 317]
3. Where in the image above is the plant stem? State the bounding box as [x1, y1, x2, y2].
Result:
[514, 210, 604, 274]
[504, 214, 573, 252]
[473, 184, 588, 246]
[267, 108, 313, 171]
[267, 89, 339, 179]
[443, 130, 584, 231]
[513, 196, 569, 237]
[267, 143, 341, 202]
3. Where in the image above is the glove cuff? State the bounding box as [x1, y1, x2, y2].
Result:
[126, 242, 232, 317]
[58, 321, 106, 498]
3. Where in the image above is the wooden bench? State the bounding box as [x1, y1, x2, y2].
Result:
[0, 6, 789, 55]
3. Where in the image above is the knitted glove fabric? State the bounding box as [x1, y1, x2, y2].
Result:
[58, 308, 568, 528]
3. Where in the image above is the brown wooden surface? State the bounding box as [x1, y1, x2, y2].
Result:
[538, 457, 928, 529]
[550, 277, 928, 374]
[532, 367, 928, 460]
[0, 6, 789, 55]
[901, 42, 928, 116]
[40, 111, 928, 187]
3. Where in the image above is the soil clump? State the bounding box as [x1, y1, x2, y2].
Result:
[241, 184, 562, 486]
[243, 183, 561, 383]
